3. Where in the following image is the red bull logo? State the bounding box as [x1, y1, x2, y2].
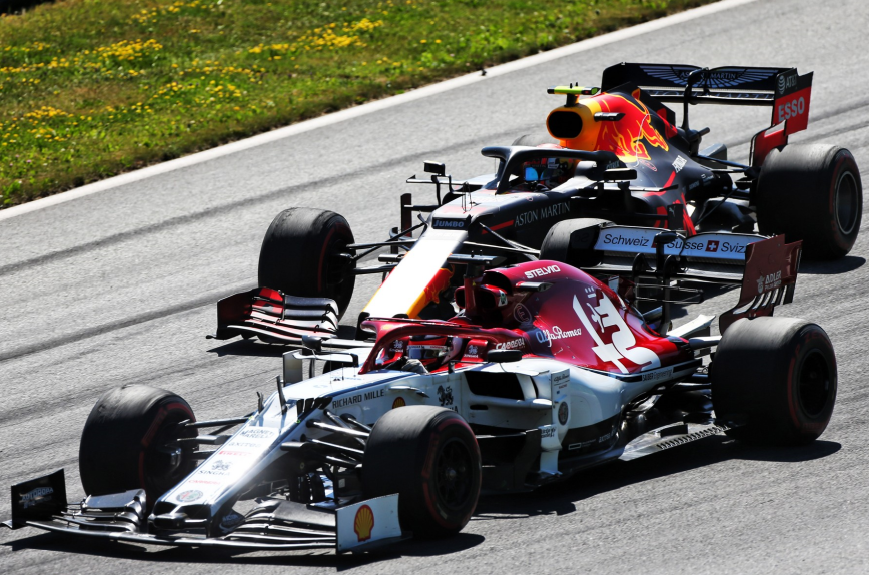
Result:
[354, 504, 374, 542]
[594, 90, 669, 162]
[421, 266, 454, 306]
[549, 88, 671, 163]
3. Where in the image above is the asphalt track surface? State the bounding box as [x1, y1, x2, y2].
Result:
[3, 0, 869, 572]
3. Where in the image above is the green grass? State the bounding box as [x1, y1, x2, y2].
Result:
[0, 0, 719, 207]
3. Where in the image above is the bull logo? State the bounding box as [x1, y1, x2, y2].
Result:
[354, 504, 374, 542]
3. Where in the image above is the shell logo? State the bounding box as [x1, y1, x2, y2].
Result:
[392, 397, 406, 409]
[354, 504, 375, 542]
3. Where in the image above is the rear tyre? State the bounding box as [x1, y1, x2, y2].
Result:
[258, 207, 356, 318]
[756, 144, 862, 259]
[711, 317, 837, 445]
[540, 218, 611, 267]
[362, 406, 481, 538]
[79, 385, 197, 506]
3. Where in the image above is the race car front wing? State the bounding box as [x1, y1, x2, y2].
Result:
[3, 469, 406, 554]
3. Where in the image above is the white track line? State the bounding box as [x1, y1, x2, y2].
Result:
[0, 0, 757, 222]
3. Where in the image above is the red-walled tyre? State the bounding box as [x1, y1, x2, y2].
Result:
[711, 317, 837, 445]
[79, 385, 197, 507]
[258, 207, 356, 319]
[757, 144, 862, 259]
[362, 406, 481, 538]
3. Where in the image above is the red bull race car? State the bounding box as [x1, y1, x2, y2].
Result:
[4, 234, 837, 554]
[213, 62, 861, 347]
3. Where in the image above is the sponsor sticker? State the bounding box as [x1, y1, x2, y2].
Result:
[392, 397, 406, 409]
[524, 264, 561, 279]
[595, 227, 755, 259]
[758, 270, 782, 294]
[20, 487, 53, 509]
[219, 511, 245, 531]
[240, 428, 276, 440]
[536, 324, 582, 346]
[177, 489, 204, 503]
[495, 338, 526, 350]
[513, 303, 533, 324]
[558, 402, 569, 425]
[672, 155, 687, 172]
[516, 201, 570, 227]
[639, 159, 657, 171]
[437, 385, 454, 407]
[641, 367, 674, 382]
[211, 460, 231, 472]
[431, 218, 468, 230]
[354, 505, 374, 543]
[332, 388, 387, 411]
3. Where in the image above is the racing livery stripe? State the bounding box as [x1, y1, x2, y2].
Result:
[482, 220, 515, 234]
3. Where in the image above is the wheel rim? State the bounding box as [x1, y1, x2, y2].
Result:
[798, 349, 831, 418]
[144, 411, 195, 497]
[323, 227, 353, 307]
[436, 438, 474, 510]
[834, 170, 859, 235]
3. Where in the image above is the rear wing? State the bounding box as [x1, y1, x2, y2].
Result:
[578, 225, 802, 334]
[599, 62, 813, 166]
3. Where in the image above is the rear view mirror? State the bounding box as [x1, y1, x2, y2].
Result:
[487, 350, 522, 363]
[424, 161, 446, 176]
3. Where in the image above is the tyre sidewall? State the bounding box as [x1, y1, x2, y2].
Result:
[362, 407, 481, 537]
[79, 385, 196, 504]
[415, 415, 481, 534]
[258, 207, 355, 316]
[757, 145, 862, 259]
[777, 323, 837, 441]
[712, 318, 837, 444]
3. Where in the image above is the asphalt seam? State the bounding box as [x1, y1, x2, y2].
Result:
[0, 125, 534, 276]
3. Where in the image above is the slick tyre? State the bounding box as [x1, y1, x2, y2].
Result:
[79, 385, 197, 506]
[258, 207, 355, 318]
[362, 406, 481, 538]
[711, 317, 837, 445]
[756, 144, 862, 259]
[540, 218, 611, 267]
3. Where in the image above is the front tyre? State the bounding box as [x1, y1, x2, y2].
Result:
[258, 207, 356, 318]
[711, 317, 837, 445]
[79, 385, 197, 506]
[362, 406, 481, 538]
[757, 144, 862, 259]
[540, 218, 611, 267]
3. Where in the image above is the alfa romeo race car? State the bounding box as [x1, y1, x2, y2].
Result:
[4, 233, 838, 554]
[212, 62, 862, 347]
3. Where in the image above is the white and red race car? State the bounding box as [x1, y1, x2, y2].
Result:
[4, 233, 837, 554]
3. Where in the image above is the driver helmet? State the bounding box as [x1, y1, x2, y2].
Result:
[521, 147, 578, 188]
